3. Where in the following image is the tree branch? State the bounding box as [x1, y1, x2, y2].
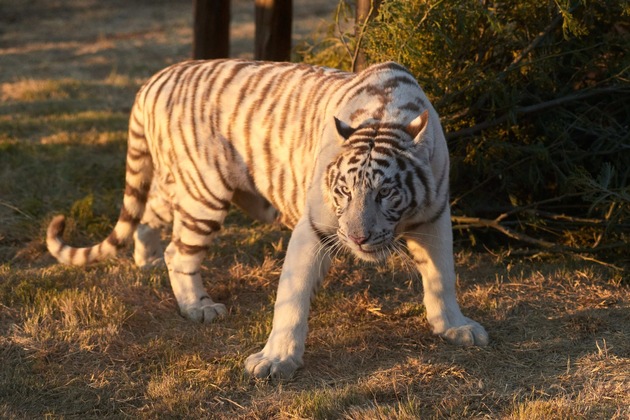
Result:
[446, 87, 630, 141]
[452, 215, 559, 249]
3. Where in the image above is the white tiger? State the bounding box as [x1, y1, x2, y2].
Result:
[47, 59, 488, 379]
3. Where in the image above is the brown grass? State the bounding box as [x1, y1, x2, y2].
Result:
[0, 0, 628, 418]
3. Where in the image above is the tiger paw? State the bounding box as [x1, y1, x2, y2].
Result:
[440, 318, 489, 347]
[180, 300, 227, 323]
[244, 351, 302, 380]
[137, 256, 165, 270]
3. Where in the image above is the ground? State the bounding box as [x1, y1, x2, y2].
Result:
[0, 1, 628, 418]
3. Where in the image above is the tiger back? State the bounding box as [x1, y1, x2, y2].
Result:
[47, 59, 488, 380]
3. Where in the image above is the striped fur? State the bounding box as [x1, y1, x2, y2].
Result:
[47, 59, 487, 380]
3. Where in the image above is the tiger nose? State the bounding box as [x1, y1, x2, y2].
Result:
[348, 234, 369, 245]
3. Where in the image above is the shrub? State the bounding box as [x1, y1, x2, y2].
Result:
[299, 0, 630, 263]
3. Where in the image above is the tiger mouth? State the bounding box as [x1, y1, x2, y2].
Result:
[357, 245, 384, 254]
[335, 230, 393, 261]
[346, 241, 392, 261]
[353, 246, 390, 262]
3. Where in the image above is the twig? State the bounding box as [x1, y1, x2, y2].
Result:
[351, 0, 378, 71]
[593, 202, 617, 248]
[573, 254, 625, 271]
[335, 1, 353, 61]
[523, 209, 606, 226]
[508, 13, 564, 72]
[499, 192, 591, 219]
[450, 155, 534, 207]
[0, 199, 34, 220]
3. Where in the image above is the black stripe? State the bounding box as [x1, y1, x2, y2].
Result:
[119, 206, 140, 224]
[400, 101, 421, 113]
[149, 203, 170, 224]
[181, 218, 220, 235]
[213, 153, 235, 192]
[382, 75, 418, 90]
[125, 181, 149, 203]
[189, 62, 207, 152]
[412, 164, 431, 207]
[287, 159, 300, 225]
[127, 146, 150, 160]
[376, 138, 406, 151]
[372, 146, 394, 157]
[404, 197, 449, 231]
[174, 238, 209, 255]
[371, 168, 385, 178]
[203, 61, 228, 128]
[148, 66, 178, 150]
[171, 89, 231, 212]
[173, 269, 200, 276]
[348, 155, 361, 165]
[404, 171, 417, 207]
[237, 67, 266, 174]
[220, 61, 254, 141]
[107, 231, 125, 249]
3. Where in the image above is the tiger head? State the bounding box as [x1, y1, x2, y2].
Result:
[324, 110, 430, 262]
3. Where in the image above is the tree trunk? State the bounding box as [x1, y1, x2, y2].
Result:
[193, 0, 230, 59]
[353, 0, 380, 72]
[254, 0, 292, 61]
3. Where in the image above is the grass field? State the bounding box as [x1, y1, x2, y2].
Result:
[1, 1, 628, 418]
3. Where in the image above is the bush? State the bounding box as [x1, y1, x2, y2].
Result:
[299, 0, 630, 263]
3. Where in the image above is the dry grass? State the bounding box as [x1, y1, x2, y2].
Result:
[1, 1, 628, 418]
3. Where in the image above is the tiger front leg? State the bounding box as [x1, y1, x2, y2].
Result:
[245, 219, 331, 380]
[164, 207, 227, 323]
[405, 210, 489, 347]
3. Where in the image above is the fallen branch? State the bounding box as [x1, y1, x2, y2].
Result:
[452, 210, 628, 271]
[523, 209, 610, 226]
[452, 215, 559, 249]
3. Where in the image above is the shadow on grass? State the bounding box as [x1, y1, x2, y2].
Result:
[2, 214, 628, 418]
[0, 138, 128, 262]
[277, 258, 629, 417]
[1, 128, 627, 417]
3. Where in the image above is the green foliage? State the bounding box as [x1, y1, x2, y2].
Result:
[297, 0, 355, 69]
[301, 0, 630, 258]
[70, 194, 94, 222]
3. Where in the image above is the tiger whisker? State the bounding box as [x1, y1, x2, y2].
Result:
[397, 231, 442, 239]
[392, 242, 421, 282]
[395, 233, 443, 252]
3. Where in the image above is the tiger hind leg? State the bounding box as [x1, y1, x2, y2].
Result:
[232, 189, 279, 223]
[133, 190, 173, 268]
[165, 198, 228, 323]
[133, 224, 164, 268]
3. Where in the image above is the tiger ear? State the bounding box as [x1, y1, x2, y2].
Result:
[334, 117, 356, 140]
[406, 110, 429, 144]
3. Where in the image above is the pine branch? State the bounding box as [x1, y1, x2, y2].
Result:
[446, 87, 630, 141]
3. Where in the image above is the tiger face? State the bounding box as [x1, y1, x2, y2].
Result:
[325, 111, 430, 262]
